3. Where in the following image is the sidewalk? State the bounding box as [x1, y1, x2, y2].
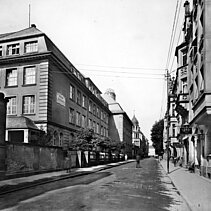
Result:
[0, 160, 133, 194]
[159, 159, 211, 211]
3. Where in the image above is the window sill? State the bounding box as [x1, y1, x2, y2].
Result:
[4, 85, 18, 88]
[22, 84, 36, 87]
[22, 113, 36, 116]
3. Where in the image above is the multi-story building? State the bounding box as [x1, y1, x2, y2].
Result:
[0, 25, 110, 146]
[171, 0, 211, 178]
[103, 89, 133, 158]
[131, 114, 148, 158]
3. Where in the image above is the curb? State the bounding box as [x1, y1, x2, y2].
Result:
[0, 160, 134, 196]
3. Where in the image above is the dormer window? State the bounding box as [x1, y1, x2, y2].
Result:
[7, 43, 20, 56]
[24, 41, 38, 53]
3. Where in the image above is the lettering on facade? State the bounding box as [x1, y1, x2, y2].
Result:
[56, 92, 66, 106]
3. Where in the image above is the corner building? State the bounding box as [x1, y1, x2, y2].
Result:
[0, 25, 110, 146]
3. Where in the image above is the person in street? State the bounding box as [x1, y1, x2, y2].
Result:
[125, 154, 128, 161]
[136, 154, 141, 168]
[65, 152, 72, 173]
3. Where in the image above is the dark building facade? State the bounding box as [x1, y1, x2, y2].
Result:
[0, 25, 110, 146]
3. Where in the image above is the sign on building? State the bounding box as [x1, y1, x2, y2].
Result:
[56, 92, 66, 106]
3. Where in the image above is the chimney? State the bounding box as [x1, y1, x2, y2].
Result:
[31, 24, 36, 28]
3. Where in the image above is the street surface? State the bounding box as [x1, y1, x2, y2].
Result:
[0, 158, 190, 211]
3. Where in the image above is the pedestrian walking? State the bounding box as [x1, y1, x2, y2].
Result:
[65, 152, 72, 173]
[136, 154, 141, 168]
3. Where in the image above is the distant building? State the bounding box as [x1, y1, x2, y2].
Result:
[0, 25, 110, 146]
[131, 114, 148, 158]
[103, 89, 133, 158]
[148, 145, 155, 157]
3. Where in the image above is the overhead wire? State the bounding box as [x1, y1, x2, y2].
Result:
[49, 70, 164, 80]
[165, 0, 180, 70]
[76, 63, 165, 71]
[78, 68, 165, 76]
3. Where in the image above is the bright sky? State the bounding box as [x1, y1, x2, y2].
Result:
[0, 0, 184, 140]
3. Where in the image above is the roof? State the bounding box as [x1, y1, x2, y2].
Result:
[132, 115, 139, 125]
[6, 116, 40, 130]
[0, 25, 44, 42]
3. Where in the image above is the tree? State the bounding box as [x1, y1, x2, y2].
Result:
[150, 119, 164, 155]
[71, 128, 96, 150]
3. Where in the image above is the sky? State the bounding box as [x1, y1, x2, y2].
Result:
[0, 0, 184, 140]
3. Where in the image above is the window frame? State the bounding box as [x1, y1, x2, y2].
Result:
[69, 84, 75, 101]
[69, 108, 75, 124]
[7, 97, 17, 115]
[23, 66, 36, 85]
[24, 41, 38, 53]
[7, 43, 20, 56]
[5, 68, 18, 87]
[23, 95, 35, 115]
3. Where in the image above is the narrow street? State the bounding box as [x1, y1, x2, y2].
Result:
[1, 158, 189, 211]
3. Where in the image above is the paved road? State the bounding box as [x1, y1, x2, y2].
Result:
[1, 158, 190, 210]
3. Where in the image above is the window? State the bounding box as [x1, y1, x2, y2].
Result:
[93, 104, 96, 115]
[24, 41, 38, 53]
[59, 133, 63, 146]
[97, 123, 99, 134]
[101, 126, 104, 135]
[53, 131, 58, 146]
[69, 108, 75, 124]
[93, 121, 96, 132]
[76, 111, 81, 126]
[7, 97, 17, 115]
[82, 115, 86, 128]
[88, 119, 92, 128]
[6, 69, 18, 86]
[0, 46, 2, 57]
[76, 90, 81, 105]
[23, 66, 36, 85]
[23, 95, 35, 114]
[96, 107, 99, 117]
[89, 100, 92, 112]
[172, 124, 176, 137]
[82, 95, 86, 108]
[70, 84, 75, 100]
[7, 43, 20, 55]
[182, 53, 187, 66]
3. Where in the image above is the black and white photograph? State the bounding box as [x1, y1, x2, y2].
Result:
[0, 0, 211, 210]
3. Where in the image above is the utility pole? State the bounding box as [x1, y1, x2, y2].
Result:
[166, 69, 170, 174]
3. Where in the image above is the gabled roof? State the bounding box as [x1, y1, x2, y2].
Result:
[0, 25, 44, 42]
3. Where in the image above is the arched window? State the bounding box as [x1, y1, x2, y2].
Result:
[53, 131, 58, 146]
[59, 133, 63, 147]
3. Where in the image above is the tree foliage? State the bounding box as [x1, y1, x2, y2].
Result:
[150, 119, 164, 155]
[71, 128, 96, 150]
[70, 128, 124, 152]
